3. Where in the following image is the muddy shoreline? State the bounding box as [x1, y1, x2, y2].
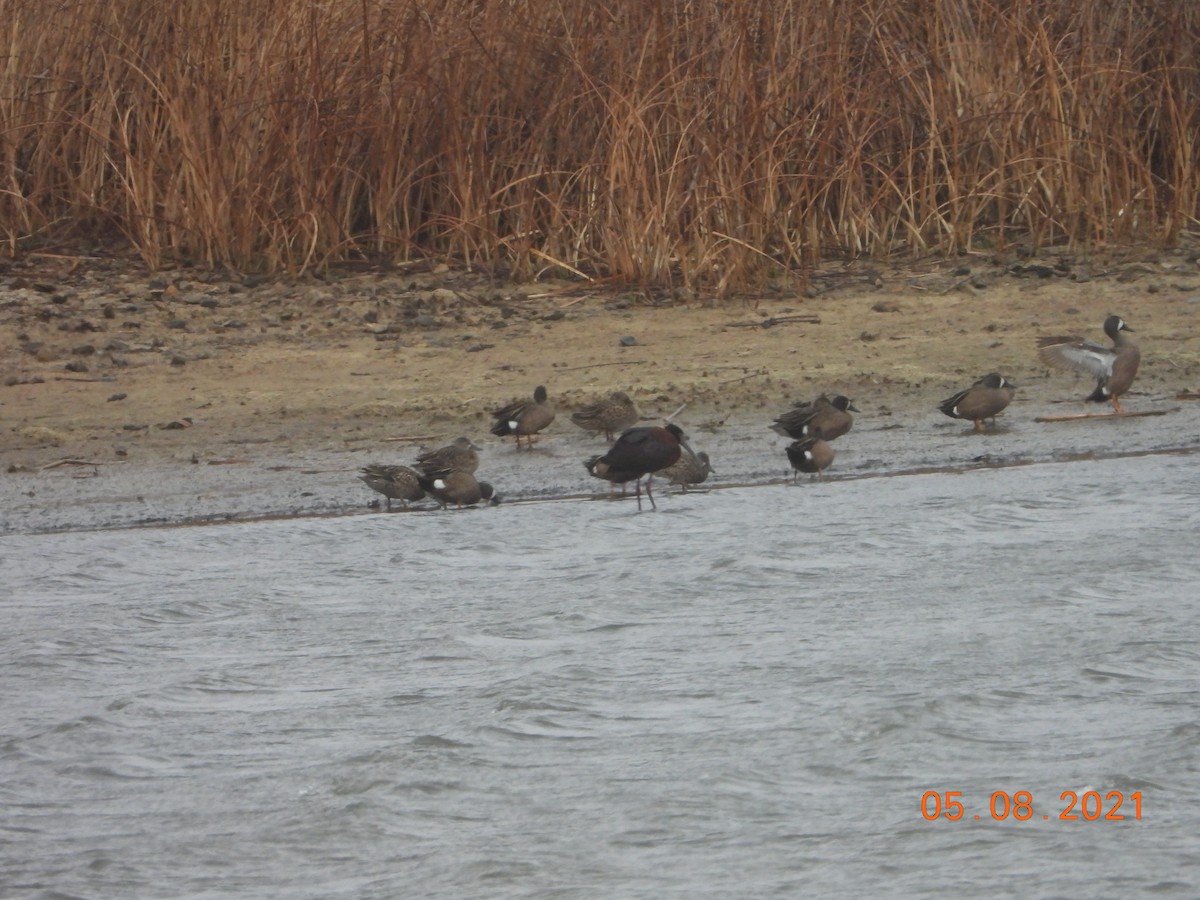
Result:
[3, 248, 1199, 535]
[6, 395, 1198, 536]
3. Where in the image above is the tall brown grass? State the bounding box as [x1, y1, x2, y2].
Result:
[1, 0, 1197, 292]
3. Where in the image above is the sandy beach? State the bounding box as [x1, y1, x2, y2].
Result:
[3, 243, 1199, 534]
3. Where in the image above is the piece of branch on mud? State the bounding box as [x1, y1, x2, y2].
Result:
[382, 434, 445, 443]
[728, 314, 820, 329]
[718, 372, 764, 387]
[1035, 408, 1178, 423]
[560, 360, 647, 372]
[41, 458, 109, 469]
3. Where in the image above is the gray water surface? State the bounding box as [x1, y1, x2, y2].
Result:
[2, 455, 1198, 898]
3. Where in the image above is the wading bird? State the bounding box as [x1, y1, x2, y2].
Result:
[584, 423, 690, 510]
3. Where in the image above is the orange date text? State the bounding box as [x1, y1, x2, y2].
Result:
[921, 790, 1142, 822]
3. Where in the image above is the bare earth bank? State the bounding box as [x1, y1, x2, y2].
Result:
[3, 246, 1199, 534]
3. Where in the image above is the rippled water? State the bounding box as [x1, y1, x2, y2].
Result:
[3, 455, 1199, 898]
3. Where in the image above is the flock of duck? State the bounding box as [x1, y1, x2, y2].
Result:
[358, 314, 1141, 512]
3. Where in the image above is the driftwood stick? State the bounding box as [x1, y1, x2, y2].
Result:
[42, 458, 108, 469]
[560, 360, 647, 372]
[718, 372, 763, 387]
[1035, 408, 1178, 423]
[664, 402, 688, 422]
[729, 314, 820, 329]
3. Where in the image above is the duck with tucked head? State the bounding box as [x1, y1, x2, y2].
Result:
[585, 423, 690, 510]
[659, 448, 715, 493]
[358, 464, 425, 510]
[785, 436, 834, 483]
[491, 385, 555, 449]
[570, 391, 640, 441]
[938, 373, 1017, 432]
[771, 394, 858, 441]
[418, 470, 496, 509]
[1037, 315, 1140, 414]
[414, 437, 480, 479]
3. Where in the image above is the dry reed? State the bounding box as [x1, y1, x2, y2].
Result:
[1, 0, 1197, 293]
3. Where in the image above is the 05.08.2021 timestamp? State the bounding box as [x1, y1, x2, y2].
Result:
[922, 790, 1143, 822]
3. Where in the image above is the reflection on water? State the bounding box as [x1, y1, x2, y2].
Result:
[2, 455, 1199, 897]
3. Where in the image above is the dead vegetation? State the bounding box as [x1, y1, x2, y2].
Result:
[1, 0, 1198, 291]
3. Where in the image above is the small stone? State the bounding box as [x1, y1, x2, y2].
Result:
[170, 354, 187, 366]
[167, 318, 188, 329]
[107, 392, 127, 402]
[72, 344, 96, 355]
[619, 335, 638, 346]
[64, 360, 88, 372]
[871, 301, 900, 313]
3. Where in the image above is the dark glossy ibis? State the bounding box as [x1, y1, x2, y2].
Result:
[584, 423, 689, 510]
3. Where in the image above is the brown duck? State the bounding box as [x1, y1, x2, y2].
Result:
[358, 464, 426, 510]
[414, 437, 480, 478]
[938, 373, 1017, 432]
[659, 448, 715, 493]
[491, 385, 555, 448]
[1037, 315, 1141, 414]
[418, 471, 496, 509]
[771, 394, 858, 441]
[785, 437, 834, 482]
[570, 391, 640, 441]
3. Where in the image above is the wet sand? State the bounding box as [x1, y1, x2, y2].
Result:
[3, 247, 1199, 534]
